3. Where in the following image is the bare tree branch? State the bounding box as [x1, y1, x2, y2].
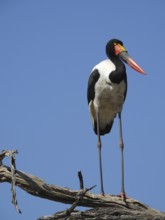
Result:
[0, 164, 130, 207]
[0, 150, 165, 220]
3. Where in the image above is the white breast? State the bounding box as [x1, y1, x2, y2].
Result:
[92, 59, 126, 128]
[92, 59, 116, 77]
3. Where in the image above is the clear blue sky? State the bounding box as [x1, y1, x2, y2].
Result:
[0, 1, 165, 219]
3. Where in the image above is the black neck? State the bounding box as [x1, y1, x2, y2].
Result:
[108, 55, 126, 84]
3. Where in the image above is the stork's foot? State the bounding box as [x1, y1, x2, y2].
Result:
[99, 192, 105, 196]
[117, 191, 128, 202]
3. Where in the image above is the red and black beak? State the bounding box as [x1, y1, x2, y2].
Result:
[114, 44, 145, 74]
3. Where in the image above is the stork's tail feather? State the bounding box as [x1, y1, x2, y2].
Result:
[94, 120, 114, 136]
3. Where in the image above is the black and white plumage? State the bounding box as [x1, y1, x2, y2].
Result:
[87, 39, 145, 198]
[88, 60, 127, 135]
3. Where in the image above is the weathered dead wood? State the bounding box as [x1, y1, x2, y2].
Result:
[38, 207, 165, 220]
[0, 151, 165, 220]
[0, 164, 139, 208]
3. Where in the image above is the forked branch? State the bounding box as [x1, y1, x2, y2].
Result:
[0, 150, 165, 220]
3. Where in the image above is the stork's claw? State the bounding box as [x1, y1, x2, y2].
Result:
[117, 192, 129, 202]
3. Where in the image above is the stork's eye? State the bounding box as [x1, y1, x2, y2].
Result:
[114, 43, 121, 46]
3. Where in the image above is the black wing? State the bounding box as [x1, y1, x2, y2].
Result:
[87, 69, 100, 104]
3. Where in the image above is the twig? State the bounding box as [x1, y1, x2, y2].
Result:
[0, 150, 21, 213]
[39, 185, 96, 220]
[64, 185, 96, 220]
[0, 150, 10, 162]
[78, 170, 84, 189]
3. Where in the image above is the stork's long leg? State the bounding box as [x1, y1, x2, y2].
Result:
[96, 109, 105, 195]
[118, 112, 126, 200]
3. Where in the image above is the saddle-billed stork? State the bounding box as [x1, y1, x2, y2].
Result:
[87, 39, 145, 198]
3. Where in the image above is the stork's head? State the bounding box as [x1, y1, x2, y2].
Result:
[106, 39, 145, 74]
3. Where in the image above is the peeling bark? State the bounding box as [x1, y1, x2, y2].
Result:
[0, 152, 165, 220]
